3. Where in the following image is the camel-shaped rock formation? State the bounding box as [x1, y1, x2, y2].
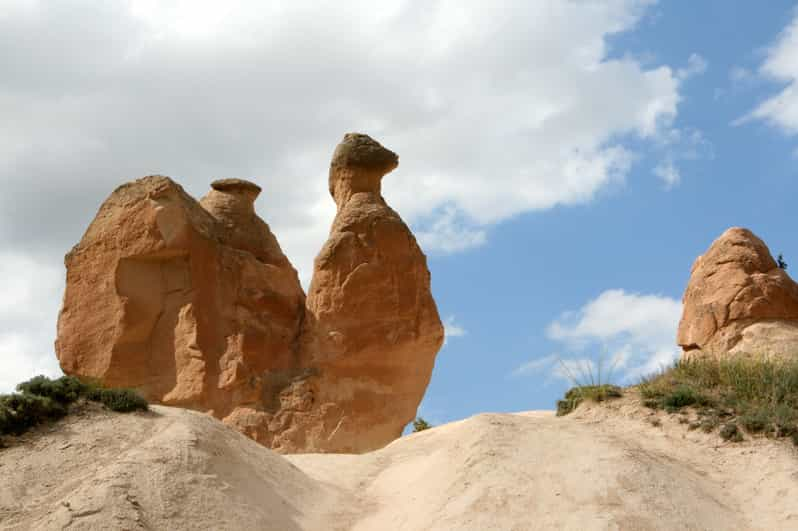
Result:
[56, 133, 444, 453]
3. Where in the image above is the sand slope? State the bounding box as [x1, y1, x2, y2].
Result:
[1, 402, 797, 530]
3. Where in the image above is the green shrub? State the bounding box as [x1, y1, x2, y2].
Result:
[16, 375, 87, 404]
[1, 375, 148, 438]
[720, 423, 743, 442]
[556, 385, 622, 416]
[0, 393, 67, 435]
[86, 388, 148, 413]
[662, 385, 701, 410]
[701, 415, 720, 433]
[412, 417, 432, 432]
[643, 398, 660, 410]
[740, 408, 770, 434]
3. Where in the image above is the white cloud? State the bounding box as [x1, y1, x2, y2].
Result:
[653, 159, 680, 188]
[0, 332, 63, 394]
[443, 315, 466, 346]
[1, 0, 691, 265]
[738, 9, 798, 133]
[415, 207, 487, 254]
[0, 0, 698, 384]
[676, 53, 708, 80]
[541, 289, 682, 382]
[0, 252, 64, 393]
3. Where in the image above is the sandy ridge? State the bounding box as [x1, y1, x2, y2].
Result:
[1, 400, 797, 530]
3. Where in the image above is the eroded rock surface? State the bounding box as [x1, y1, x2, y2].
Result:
[299, 133, 444, 452]
[677, 227, 798, 359]
[56, 134, 443, 453]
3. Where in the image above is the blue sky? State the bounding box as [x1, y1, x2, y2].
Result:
[419, 1, 798, 423]
[2, 1, 798, 427]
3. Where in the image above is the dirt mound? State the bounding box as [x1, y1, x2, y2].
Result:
[0, 405, 326, 530]
[2, 401, 797, 530]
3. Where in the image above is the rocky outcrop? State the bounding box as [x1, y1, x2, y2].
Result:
[677, 227, 798, 359]
[299, 133, 444, 452]
[56, 134, 444, 453]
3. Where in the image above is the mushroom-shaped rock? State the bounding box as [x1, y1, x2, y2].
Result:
[677, 227, 798, 360]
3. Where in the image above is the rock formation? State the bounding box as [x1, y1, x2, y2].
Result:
[56, 133, 444, 453]
[677, 227, 798, 359]
[299, 133, 444, 452]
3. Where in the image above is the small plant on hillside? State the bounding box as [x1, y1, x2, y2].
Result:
[720, 422, 743, 442]
[555, 356, 623, 416]
[412, 417, 432, 432]
[739, 408, 770, 434]
[556, 384, 622, 416]
[778, 253, 788, 270]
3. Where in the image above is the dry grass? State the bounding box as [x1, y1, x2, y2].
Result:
[637, 357, 798, 445]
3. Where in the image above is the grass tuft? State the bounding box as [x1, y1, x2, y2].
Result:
[556, 385, 622, 416]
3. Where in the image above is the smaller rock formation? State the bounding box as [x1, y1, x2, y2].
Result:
[677, 227, 798, 359]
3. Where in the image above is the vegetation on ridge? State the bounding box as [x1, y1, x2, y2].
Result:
[554, 355, 798, 447]
[555, 356, 624, 416]
[556, 384, 623, 416]
[0, 375, 148, 440]
[639, 357, 798, 446]
[412, 417, 432, 432]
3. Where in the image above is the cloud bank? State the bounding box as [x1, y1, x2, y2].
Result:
[1, 0, 696, 390]
[738, 8, 798, 134]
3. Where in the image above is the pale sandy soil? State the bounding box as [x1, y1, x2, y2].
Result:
[1, 398, 797, 531]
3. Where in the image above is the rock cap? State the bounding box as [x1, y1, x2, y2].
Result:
[331, 133, 398, 173]
[210, 178, 262, 195]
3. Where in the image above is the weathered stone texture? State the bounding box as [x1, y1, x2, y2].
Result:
[677, 227, 798, 360]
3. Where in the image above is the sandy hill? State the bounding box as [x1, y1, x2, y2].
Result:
[1, 400, 797, 531]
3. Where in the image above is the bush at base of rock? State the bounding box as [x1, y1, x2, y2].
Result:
[85, 387, 149, 413]
[412, 417, 432, 432]
[0, 375, 148, 438]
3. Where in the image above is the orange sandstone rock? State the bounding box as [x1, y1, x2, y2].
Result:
[56, 176, 305, 414]
[56, 134, 443, 454]
[677, 227, 798, 360]
[299, 133, 444, 452]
